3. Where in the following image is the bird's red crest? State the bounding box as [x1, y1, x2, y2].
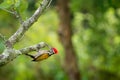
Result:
[52, 48, 58, 54]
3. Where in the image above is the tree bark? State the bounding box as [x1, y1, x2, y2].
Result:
[0, 0, 52, 67]
[56, 0, 81, 80]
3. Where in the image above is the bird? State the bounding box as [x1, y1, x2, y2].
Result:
[25, 48, 58, 62]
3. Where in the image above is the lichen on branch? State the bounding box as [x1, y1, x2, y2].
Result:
[0, 0, 52, 67]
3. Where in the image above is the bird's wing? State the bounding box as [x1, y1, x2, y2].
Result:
[33, 53, 49, 61]
[34, 50, 49, 58]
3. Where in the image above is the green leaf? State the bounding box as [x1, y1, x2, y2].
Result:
[0, 0, 13, 9]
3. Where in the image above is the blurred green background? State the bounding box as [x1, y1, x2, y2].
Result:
[0, 0, 120, 80]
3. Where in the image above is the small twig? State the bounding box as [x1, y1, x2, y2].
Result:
[0, 8, 23, 24]
[11, 1, 23, 24]
[19, 42, 48, 54]
[0, 8, 14, 14]
[46, 0, 52, 8]
[13, 10, 23, 24]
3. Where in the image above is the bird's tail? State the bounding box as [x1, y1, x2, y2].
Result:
[25, 53, 35, 58]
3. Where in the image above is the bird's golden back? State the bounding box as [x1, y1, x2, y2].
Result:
[33, 53, 50, 61]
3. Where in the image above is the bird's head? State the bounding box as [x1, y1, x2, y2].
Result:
[51, 47, 58, 54]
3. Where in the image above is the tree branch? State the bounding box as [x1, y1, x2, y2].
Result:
[0, 0, 52, 67]
[19, 42, 47, 54]
[0, 42, 48, 66]
[0, 48, 22, 66]
[6, 0, 51, 48]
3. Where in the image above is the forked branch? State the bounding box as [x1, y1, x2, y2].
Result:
[0, 0, 52, 67]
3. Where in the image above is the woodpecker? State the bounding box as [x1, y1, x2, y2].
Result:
[25, 48, 58, 62]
